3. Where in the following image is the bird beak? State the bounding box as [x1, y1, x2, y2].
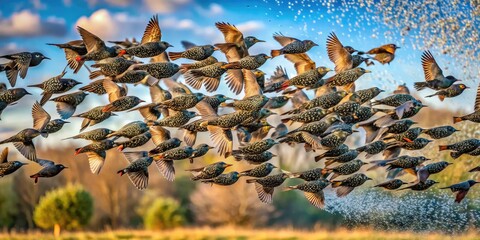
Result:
[447, 162, 453, 165]
[139, 99, 146, 103]
[168, 44, 174, 48]
[396, 46, 401, 49]
[364, 70, 372, 73]
[380, 89, 385, 92]
[272, 165, 277, 168]
[21, 163, 29, 165]
[465, 86, 470, 89]
[367, 177, 373, 180]
[64, 167, 69, 169]
[352, 130, 359, 133]
[63, 121, 70, 124]
[271, 154, 277, 157]
[454, 129, 460, 132]
[43, 56, 51, 60]
[326, 68, 332, 72]
[225, 163, 233, 167]
[256, 39, 266, 43]
[208, 146, 215, 149]
[313, 42, 319, 46]
[213, 47, 220, 51]
[264, 55, 271, 59]
[25, 91, 32, 95]
[422, 105, 428, 108]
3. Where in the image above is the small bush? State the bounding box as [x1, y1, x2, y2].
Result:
[143, 198, 185, 230]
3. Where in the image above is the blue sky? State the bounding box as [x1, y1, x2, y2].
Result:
[0, 0, 477, 145]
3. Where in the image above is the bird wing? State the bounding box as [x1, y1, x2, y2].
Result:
[243, 69, 262, 98]
[195, 100, 218, 117]
[163, 78, 192, 95]
[421, 50, 444, 81]
[86, 151, 106, 174]
[149, 84, 170, 103]
[181, 40, 197, 50]
[122, 151, 148, 163]
[455, 189, 469, 203]
[475, 83, 480, 111]
[13, 54, 32, 79]
[304, 191, 325, 209]
[102, 79, 121, 102]
[0, 147, 8, 163]
[154, 159, 175, 181]
[77, 26, 106, 53]
[215, 22, 244, 45]
[366, 44, 392, 54]
[127, 170, 149, 190]
[207, 126, 233, 157]
[284, 53, 316, 74]
[32, 102, 51, 131]
[395, 101, 415, 119]
[149, 126, 171, 145]
[37, 159, 54, 167]
[273, 33, 299, 46]
[149, 52, 169, 63]
[326, 32, 352, 73]
[141, 15, 161, 44]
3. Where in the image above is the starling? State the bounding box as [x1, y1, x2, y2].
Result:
[27, 71, 81, 105]
[328, 94, 362, 117]
[222, 54, 270, 70]
[117, 151, 153, 190]
[253, 69, 266, 90]
[107, 121, 149, 139]
[438, 139, 480, 159]
[374, 179, 407, 190]
[425, 84, 469, 101]
[115, 131, 152, 151]
[271, 33, 318, 58]
[203, 94, 231, 113]
[326, 32, 354, 73]
[398, 180, 438, 191]
[324, 149, 359, 166]
[372, 94, 416, 107]
[244, 36, 265, 49]
[356, 140, 388, 158]
[110, 69, 156, 86]
[314, 144, 349, 162]
[80, 79, 127, 100]
[102, 96, 145, 113]
[89, 57, 139, 79]
[0, 88, 31, 104]
[355, 87, 384, 104]
[180, 56, 218, 73]
[239, 163, 277, 178]
[351, 54, 373, 68]
[152, 146, 195, 181]
[29, 159, 67, 184]
[342, 106, 378, 124]
[288, 116, 341, 136]
[201, 171, 240, 186]
[0, 127, 43, 161]
[76, 26, 119, 61]
[223, 95, 269, 111]
[44, 119, 69, 136]
[155, 110, 197, 128]
[232, 151, 276, 164]
[201, 110, 259, 129]
[0, 147, 28, 177]
[134, 62, 180, 79]
[440, 180, 479, 203]
[386, 138, 432, 151]
[320, 130, 354, 149]
[63, 128, 114, 141]
[108, 38, 139, 48]
[374, 100, 426, 126]
[74, 139, 115, 169]
[453, 111, 480, 124]
[156, 93, 205, 111]
[73, 106, 116, 132]
[280, 67, 331, 89]
[394, 83, 411, 95]
[370, 155, 429, 171]
[363, 44, 400, 65]
[189, 144, 214, 163]
[246, 173, 289, 203]
[322, 159, 367, 179]
[180, 119, 208, 146]
[285, 179, 330, 208]
[117, 16, 173, 58]
[414, 50, 461, 91]
[264, 66, 289, 93]
[285, 91, 347, 115]
[187, 161, 232, 181]
[271, 123, 288, 139]
[324, 68, 371, 90]
[47, 40, 87, 73]
[128, 103, 162, 121]
[290, 168, 328, 181]
[383, 127, 424, 142]
[264, 96, 290, 109]
[0, 52, 50, 87]
[359, 119, 416, 143]
[415, 161, 452, 183]
[50, 91, 88, 119]
[184, 62, 227, 92]
[281, 107, 328, 125]
[168, 45, 216, 61]
[149, 138, 182, 156]
[232, 139, 278, 155]
[278, 131, 323, 151]
[422, 126, 458, 139]
[331, 173, 372, 197]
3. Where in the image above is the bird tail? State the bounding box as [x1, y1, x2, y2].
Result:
[280, 80, 291, 90]
[246, 179, 257, 184]
[438, 145, 449, 151]
[179, 63, 192, 73]
[413, 82, 428, 91]
[89, 70, 103, 80]
[168, 51, 184, 61]
[270, 49, 282, 58]
[320, 168, 331, 176]
[453, 116, 463, 124]
[324, 159, 336, 167]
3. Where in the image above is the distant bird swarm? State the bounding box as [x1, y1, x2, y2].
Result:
[0, 15, 478, 208]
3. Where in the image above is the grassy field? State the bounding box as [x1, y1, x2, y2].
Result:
[0, 228, 478, 240]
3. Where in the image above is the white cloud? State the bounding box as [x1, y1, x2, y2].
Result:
[195, 3, 224, 16]
[236, 21, 265, 35]
[31, 0, 46, 10]
[144, 0, 191, 14]
[0, 10, 67, 37]
[75, 9, 144, 39]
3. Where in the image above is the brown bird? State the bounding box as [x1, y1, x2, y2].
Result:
[326, 32, 355, 73]
[363, 44, 399, 64]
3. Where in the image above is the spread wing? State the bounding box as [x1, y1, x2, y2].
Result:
[273, 32, 299, 46]
[0, 147, 8, 163]
[215, 22, 244, 44]
[326, 32, 352, 73]
[475, 83, 480, 111]
[421, 50, 444, 81]
[77, 26, 105, 52]
[141, 15, 161, 44]
[284, 53, 316, 74]
[32, 102, 51, 131]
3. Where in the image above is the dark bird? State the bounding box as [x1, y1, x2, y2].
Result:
[201, 171, 240, 186]
[232, 139, 278, 155]
[168, 45, 216, 61]
[50, 91, 88, 119]
[222, 54, 270, 70]
[184, 62, 227, 92]
[290, 168, 328, 181]
[271, 33, 318, 58]
[374, 100, 426, 126]
[453, 83, 480, 124]
[358, 119, 416, 143]
[223, 95, 269, 111]
[327, 94, 362, 117]
[314, 144, 349, 162]
[30, 159, 67, 184]
[324, 68, 371, 91]
[76, 26, 119, 61]
[116, 132, 152, 151]
[0, 52, 50, 87]
[149, 138, 181, 156]
[187, 161, 232, 181]
[425, 83, 469, 101]
[155, 110, 197, 128]
[264, 96, 290, 109]
[152, 146, 196, 181]
[280, 67, 331, 90]
[322, 159, 367, 179]
[232, 151, 276, 164]
[74, 140, 115, 174]
[323, 149, 359, 167]
[438, 139, 480, 159]
[108, 38, 139, 48]
[156, 93, 205, 111]
[398, 180, 438, 191]
[372, 94, 416, 107]
[28, 70, 81, 105]
[0, 147, 28, 177]
[239, 163, 277, 178]
[285, 179, 330, 208]
[363, 44, 399, 65]
[354, 87, 384, 104]
[63, 128, 114, 141]
[342, 106, 378, 124]
[80, 79, 127, 100]
[117, 151, 153, 190]
[89, 57, 139, 79]
[246, 173, 289, 203]
[47, 40, 87, 73]
[0, 87, 31, 104]
[180, 56, 218, 73]
[415, 161, 452, 183]
[441, 180, 479, 203]
[331, 173, 372, 197]
[285, 91, 347, 115]
[281, 107, 328, 125]
[319, 130, 355, 149]
[133, 62, 180, 79]
[287, 116, 341, 136]
[118, 15, 173, 58]
[189, 144, 214, 163]
[107, 121, 149, 139]
[383, 127, 424, 142]
[73, 106, 116, 132]
[414, 50, 461, 91]
[422, 126, 458, 139]
[356, 140, 388, 158]
[102, 94, 145, 113]
[374, 179, 407, 190]
[386, 138, 432, 151]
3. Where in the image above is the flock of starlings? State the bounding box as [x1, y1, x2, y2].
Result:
[0, 15, 479, 209]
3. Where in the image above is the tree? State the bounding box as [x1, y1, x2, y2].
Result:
[33, 184, 93, 236]
[143, 197, 185, 230]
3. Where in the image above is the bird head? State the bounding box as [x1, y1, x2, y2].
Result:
[253, 69, 265, 78]
[456, 84, 469, 90]
[259, 53, 271, 60]
[230, 171, 240, 179]
[33, 52, 50, 60]
[316, 66, 332, 75]
[468, 180, 480, 186]
[13, 161, 28, 167]
[265, 163, 277, 169]
[358, 68, 371, 74]
[67, 79, 82, 87]
[161, 41, 174, 48]
[57, 164, 68, 170]
[343, 46, 357, 54]
[194, 92, 205, 100]
[446, 75, 461, 83]
[304, 40, 319, 48]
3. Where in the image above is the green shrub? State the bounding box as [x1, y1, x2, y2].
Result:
[143, 198, 185, 230]
[33, 184, 93, 231]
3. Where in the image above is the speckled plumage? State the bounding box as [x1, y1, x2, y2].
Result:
[0, 88, 31, 104]
[291, 168, 327, 181]
[50, 91, 88, 119]
[155, 110, 197, 128]
[64, 128, 114, 141]
[325, 68, 370, 87]
[201, 171, 240, 185]
[188, 161, 232, 181]
[422, 126, 458, 139]
[222, 54, 270, 70]
[374, 179, 406, 190]
[157, 93, 204, 111]
[331, 173, 371, 197]
[169, 45, 216, 61]
[239, 163, 276, 177]
[372, 94, 416, 107]
[281, 67, 330, 89]
[135, 62, 180, 79]
[232, 139, 278, 155]
[102, 96, 144, 112]
[149, 138, 182, 155]
[73, 106, 116, 131]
